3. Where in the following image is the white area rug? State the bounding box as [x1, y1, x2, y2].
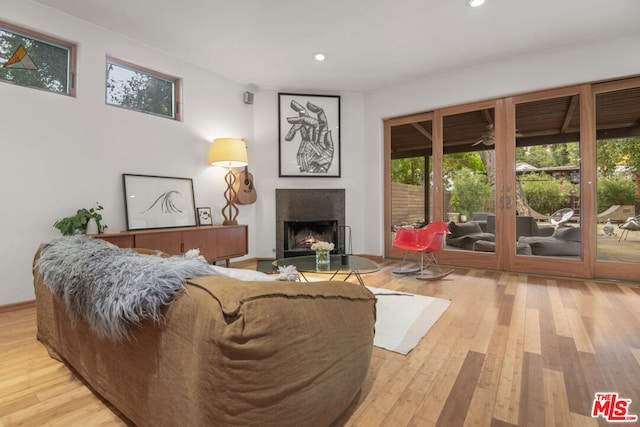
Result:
[366, 286, 450, 355]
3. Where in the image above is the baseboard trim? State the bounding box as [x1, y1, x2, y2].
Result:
[0, 299, 35, 313]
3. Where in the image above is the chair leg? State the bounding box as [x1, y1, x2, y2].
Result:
[416, 252, 437, 275]
[415, 252, 454, 281]
[619, 229, 628, 242]
[392, 251, 421, 274]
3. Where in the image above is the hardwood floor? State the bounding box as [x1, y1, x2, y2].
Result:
[2, 260, 639, 426]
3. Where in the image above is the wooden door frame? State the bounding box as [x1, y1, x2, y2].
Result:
[384, 111, 434, 260]
[508, 84, 592, 278]
[592, 76, 640, 281]
[436, 99, 502, 270]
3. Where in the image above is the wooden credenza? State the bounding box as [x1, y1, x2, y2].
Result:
[98, 225, 248, 266]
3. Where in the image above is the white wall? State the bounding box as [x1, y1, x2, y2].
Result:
[362, 33, 640, 256]
[3, 1, 639, 306]
[1, 0, 254, 305]
[250, 90, 366, 258]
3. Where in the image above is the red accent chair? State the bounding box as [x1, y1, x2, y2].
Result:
[393, 222, 453, 280]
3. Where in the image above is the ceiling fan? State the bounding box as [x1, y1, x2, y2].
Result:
[472, 124, 495, 146]
[471, 124, 523, 146]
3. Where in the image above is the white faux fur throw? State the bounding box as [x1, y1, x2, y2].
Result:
[37, 235, 297, 340]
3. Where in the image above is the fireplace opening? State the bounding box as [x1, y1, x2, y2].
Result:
[284, 220, 338, 257]
[276, 189, 345, 259]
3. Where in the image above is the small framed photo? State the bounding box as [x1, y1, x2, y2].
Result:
[197, 207, 213, 225]
[123, 174, 197, 230]
[278, 93, 341, 177]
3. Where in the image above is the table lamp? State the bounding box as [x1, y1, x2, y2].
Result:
[208, 138, 248, 225]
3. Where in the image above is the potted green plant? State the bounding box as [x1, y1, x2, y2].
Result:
[53, 203, 106, 235]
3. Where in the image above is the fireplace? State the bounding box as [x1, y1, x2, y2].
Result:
[284, 220, 338, 257]
[276, 189, 345, 258]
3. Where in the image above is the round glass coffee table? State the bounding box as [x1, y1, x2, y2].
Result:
[273, 254, 379, 286]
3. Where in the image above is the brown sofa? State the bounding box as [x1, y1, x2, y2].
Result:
[33, 245, 376, 427]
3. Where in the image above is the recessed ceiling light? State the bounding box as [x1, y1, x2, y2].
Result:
[314, 52, 326, 61]
[467, 0, 485, 7]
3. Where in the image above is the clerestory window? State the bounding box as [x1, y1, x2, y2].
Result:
[0, 20, 76, 96]
[106, 56, 181, 120]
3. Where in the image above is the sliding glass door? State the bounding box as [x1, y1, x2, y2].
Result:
[437, 102, 502, 270]
[593, 78, 640, 281]
[384, 76, 639, 281]
[509, 88, 588, 277]
[385, 113, 434, 259]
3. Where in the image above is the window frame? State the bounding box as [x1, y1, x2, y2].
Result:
[0, 19, 77, 97]
[105, 55, 181, 121]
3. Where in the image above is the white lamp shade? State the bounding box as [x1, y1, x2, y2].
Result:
[209, 138, 248, 168]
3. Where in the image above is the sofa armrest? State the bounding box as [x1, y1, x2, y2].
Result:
[534, 224, 555, 237]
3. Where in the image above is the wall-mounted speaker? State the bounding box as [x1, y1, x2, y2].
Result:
[243, 91, 254, 104]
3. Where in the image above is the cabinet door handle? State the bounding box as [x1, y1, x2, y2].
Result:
[506, 195, 513, 209]
[181, 243, 184, 253]
[499, 195, 504, 209]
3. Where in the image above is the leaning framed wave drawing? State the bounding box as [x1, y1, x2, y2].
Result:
[278, 93, 341, 177]
[122, 174, 197, 230]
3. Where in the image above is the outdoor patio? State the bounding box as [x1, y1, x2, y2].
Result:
[596, 222, 640, 263]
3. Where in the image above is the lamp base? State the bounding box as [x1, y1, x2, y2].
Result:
[221, 168, 240, 226]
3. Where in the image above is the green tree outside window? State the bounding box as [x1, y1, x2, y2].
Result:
[0, 22, 75, 95]
[106, 57, 179, 120]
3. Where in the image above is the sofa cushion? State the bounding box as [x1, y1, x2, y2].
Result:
[517, 242, 533, 255]
[472, 240, 495, 252]
[552, 226, 581, 242]
[528, 239, 581, 256]
[518, 234, 581, 256]
[471, 212, 494, 232]
[447, 232, 495, 250]
[132, 247, 170, 257]
[448, 221, 482, 238]
[471, 212, 493, 222]
[471, 240, 533, 255]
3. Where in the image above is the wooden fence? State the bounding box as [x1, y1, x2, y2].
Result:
[391, 182, 456, 226]
[391, 182, 425, 225]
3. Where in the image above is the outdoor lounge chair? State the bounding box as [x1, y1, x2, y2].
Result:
[550, 208, 574, 227]
[618, 215, 640, 242]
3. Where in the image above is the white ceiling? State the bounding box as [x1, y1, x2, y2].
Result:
[34, 0, 640, 93]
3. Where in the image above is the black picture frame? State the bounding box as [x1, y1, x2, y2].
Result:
[123, 174, 197, 230]
[278, 93, 341, 177]
[196, 207, 213, 225]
